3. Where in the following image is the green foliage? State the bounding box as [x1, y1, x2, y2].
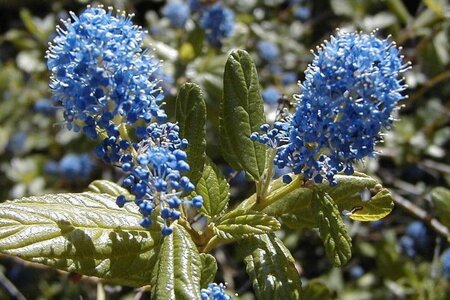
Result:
[312, 191, 352, 267]
[241, 173, 394, 227]
[199, 253, 218, 289]
[0, 192, 162, 287]
[302, 280, 333, 300]
[241, 233, 302, 300]
[213, 209, 280, 240]
[88, 180, 133, 199]
[220, 49, 266, 181]
[1, 1, 449, 298]
[150, 225, 202, 300]
[176, 83, 207, 185]
[196, 160, 230, 219]
[432, 187, 450, 228]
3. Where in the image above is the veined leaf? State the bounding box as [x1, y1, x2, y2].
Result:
[176, 82, 207, 185]
[196, 160, 230, 219]
[246, 173, 393, 223]
[214, 209, 280, 240]
[220, 49, 266, 181]
[302, 279, 333, 300]
[88, 180, 133, 199]
[432, 187, 450, 228]
[199, 253, 218, 289]
[151, 224, 202, 300]
[280, 211, 317, 229]
[312, 191, 352, 267]
[240, 233, 302, 300]
[0, 192, 162, 287]
[322, 173, 394, 222]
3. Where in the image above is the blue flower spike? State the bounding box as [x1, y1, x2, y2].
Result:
[200, 3, 235, 47]
[47, 5, 165, 139]
[47, 6, 203, 236]
[201, 282, 233, 300]
[162, 1, 190, 28]
[253, 30, 409, 186]
[109, 122, 203, 234]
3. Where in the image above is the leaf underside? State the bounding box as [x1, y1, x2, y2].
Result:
[151, 224, 202, 300]
[312, 191, 352, 267]
[0, 192, 162, 287]
[241, 233, 302, 300]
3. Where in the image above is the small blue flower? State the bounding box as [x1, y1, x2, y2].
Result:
[405, 221, 432, 250]
[201, 283, 232, 300]
[262, 86, 282, 105]
[47, 6, 165, 138]
[254, 31, 408, 185]
[200, 4, 234, 47]
[58, 153, 94, 180]
[34, 99, 57, 116]
[6, 131, 27, 153]
[44, 160, 60, 175]
[256, 41, 280, 62]
[441, 249, 450, 279]
[104, 122, 202, 235]
[399, 235, 416, 257]
[293, 7, 311, 21]
[189, 0, 203, 12]
[281, 72, 298, 86]
[162, 1, 190, 28]
[399, 221, 432, 257]
[348, 265, 364, 279]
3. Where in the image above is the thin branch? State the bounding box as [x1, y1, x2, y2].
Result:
[408, 70, 450, 104]
[392, 191, 450, 239]
[0, 271, 26, 300]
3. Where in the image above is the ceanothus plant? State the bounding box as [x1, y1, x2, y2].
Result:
[0, 5, 407, 300]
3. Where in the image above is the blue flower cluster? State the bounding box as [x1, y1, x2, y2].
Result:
[200, 4, 235, 47]
[112, 122, 203, 235]
[201, 283, 232, 300]
[159, 1, 234, 48]
[257, 41, 280, 62]
[47, 6, 166, 138]
[162, 1, 190, 28]
[262, 86, 282, 105]
[399, 221, 432, 257]
[45, 153, 94, 180]
[442, 249, 450, 279]
[253, 31, 408, 185]
[47, 6, 202, 235]
[34, 98, 57, 116]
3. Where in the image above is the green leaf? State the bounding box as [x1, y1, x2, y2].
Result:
[240, 233, 302, 300]
[199, 253, 218, 288]
[385, 0, 411, 24]
[259, 173, 393, 222]
[220, 49, 266, 181]
[187, 23, 205, 58]
[214, 210, 280, 240]
[176, 82, 207, 185]
[196, 160, 230, 219]
[423, 0, 446, 18]
[0, 192, 162, 287]
[322, 173, 394, 222]
[88, 180, 133, 199]
[312, 191, 352, 267]
[302, 279, 333, 300]
[431, 187, 450, 228]
[280, 211, 317, 229]
[151, 224, 202, 300]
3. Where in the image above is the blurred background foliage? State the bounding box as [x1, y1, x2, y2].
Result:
[0, 0, 449, 299]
